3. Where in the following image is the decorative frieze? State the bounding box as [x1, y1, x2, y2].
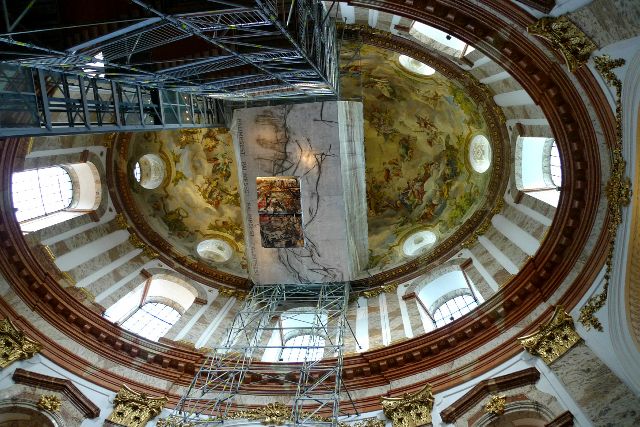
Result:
[107, 385, 167, 427]
[381, 384, 434, 427]
[518, 306, 581, 364]
[0, 318, 42, 368]
[527, 16, 597, 72]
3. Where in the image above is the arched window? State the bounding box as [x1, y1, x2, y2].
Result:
[12, 166, 73, 223]
[516, 137, 562, 206]
[120, 302, 181, 341]
[262, 308, 327, 362]
[410, 22, 475, 58]
[11, 163, 101, 232]
[133, 154, 166, 189]
[280, 334, 325, 362]
[104, 275, 197, 341]
[416, 270, 482, 331]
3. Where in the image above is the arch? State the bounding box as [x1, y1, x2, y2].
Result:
[261, 307, 329, 362]
[409, 21, 475, 58]
[0, 401, 63, 427]
[475, 400, 555, 427]
[11, 162, 102, 232]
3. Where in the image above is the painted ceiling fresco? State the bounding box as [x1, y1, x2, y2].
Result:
[340, 44, 493, 274]
[128, 128, 248, 276]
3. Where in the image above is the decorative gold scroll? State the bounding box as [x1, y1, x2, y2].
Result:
[579, 55, 630, 331]
[128, 233, 159, 259]
[38, 395, 62, 412]
[527, 16, 597, 72]
[381, 384, 434, 427]
[0, 318, 42, 368]
[106, 385, 167, 427]
[484, 394, 506, 415]
[518, 306, 581, 364]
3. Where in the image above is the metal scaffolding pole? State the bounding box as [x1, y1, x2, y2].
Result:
[164, 282, 353, 426]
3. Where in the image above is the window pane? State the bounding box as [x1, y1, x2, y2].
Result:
[120, 302, 181, 341]
[433, 295, 478, 328]
[12, 166, 73, 223]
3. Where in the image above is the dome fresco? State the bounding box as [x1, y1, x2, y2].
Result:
[119, 43, 500, 282]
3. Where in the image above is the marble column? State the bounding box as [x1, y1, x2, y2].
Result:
[402, 293, 425, 337]
[355, 296, 370, 352]
[478, 235, 520, 275]
[171, 290, 219, 341]
[492, 214, 540, 256]
[55, 229, 129, 271]
[493, 89, 535, 107]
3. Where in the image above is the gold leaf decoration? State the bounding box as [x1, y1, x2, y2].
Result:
[362, 282, 399, 299]
[518, 306, 581, 364]
[217, 287, 247, 300]
[128, 233, 159, 259]
[227, 402, 292, 425]
[38, 395, 62, 412]
[527, 15, 597, 72]
[381, 384, 434, 427]
[0, 318, 42, 368]
[484, 394, 506, 415]
[115, 213, 130, 230]
[579, 55, 630, 331]
[107, 385, 167, 427]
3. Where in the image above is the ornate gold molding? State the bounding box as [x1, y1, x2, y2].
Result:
[107, 385, 167, 427]
[226, 402, 292, 425]
[217, 287, 247, 300]
[115, 213, 130, 230]
[362, 282, 399, 299]
[38, 394, 62, 412]
[128, 233, 159, 259]
[527, 16, 597, 72]
[518, 306, 581, 364]
[484, 394, 506, 415]
[579, 55, 631, 331]
[351, 419, 386, 427]
[0, 318, 42, 368]
[381, 384, 434, 427]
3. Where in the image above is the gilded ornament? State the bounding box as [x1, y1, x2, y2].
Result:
[362, 282, 399, 299]
[484, 394, 506, 415]
[37, 394, 62, 412]
[579, 55, 630, 331]
[115, 213, 129, 230]
[351, 418, 386, 427]
[61, 271, 76, 286]
[381, 384, 434, 427]
[527, 16, 597, 72]
[107, 385, 167, 427]
[217, 287, 247, 300]
[157, 417, 196, 427]
[41, 244, 56, 261]
[518, 306, 581, 364]
[0, 318, 42, 368]
[227, 402, 292, 425]
[128, 233, 159, 259]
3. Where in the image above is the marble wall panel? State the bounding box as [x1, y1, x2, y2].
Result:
[182, 295, 227, 345]
[23, 215, 94, 248]
[502, 105, 547, 121]
[47, 219, 118, 258]
[386, 292, 408, 342]
[463, 263, 494, 300]
[569, 0, 640, 47]
[487, 77, 524, 96]
[469, 244, 511, 288]
[367, 297, 383, 350]
[485, 226, 529, 269]
[469, 60, 505, 81]
[518, 193, 556, 223]
[521, 124, 555, 138]
[551, 342, 640, 426]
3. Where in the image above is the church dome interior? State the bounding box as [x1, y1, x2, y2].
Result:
[0, 0, 639, 426]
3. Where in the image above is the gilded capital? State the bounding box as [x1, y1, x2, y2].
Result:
[107, 385, 167, 427]
[484, 395, 506, 416]
[381, 384, 434, 427]
[518, 306, 581, 364]
[528, 16, 597, 72]
[0, 318, 42, 368]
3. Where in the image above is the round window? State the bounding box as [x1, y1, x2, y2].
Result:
[402, 230, 437, 257]
[197, 239, 233, 263]
[135, 154, 166, 189]
[468, 135, 492, 173]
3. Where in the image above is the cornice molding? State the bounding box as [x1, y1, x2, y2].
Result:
[12, 368, 100, 418]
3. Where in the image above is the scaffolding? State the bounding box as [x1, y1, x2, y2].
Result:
[165, 282, 354, 426]
[0, 0, 339, 136]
